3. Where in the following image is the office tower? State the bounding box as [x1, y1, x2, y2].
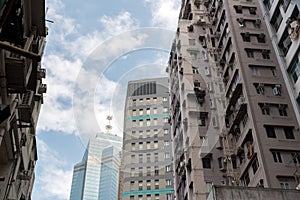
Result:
[70, 132, 122, 200]
[0, 0, 47, 199]
[120, 78, 174, 200]
[258, 0, 300, 125]
[168, 0, 300, 199]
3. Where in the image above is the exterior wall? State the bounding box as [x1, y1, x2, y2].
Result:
[69, 133, 122, 200]
[208, 185, 300, 200]
[120, 78, 174, 200]
[0, 0, 47, 199]
[170, 0, 300, 199]
[258, 0, 300, 125]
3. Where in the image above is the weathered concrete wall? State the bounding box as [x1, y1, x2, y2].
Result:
[208, 185, 300, 200]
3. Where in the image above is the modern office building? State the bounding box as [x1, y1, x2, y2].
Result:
[69, 132, 122, 200]
[168, 0, 300, 199]
[258, 0, 300, 126]
[0, 0, 47, 199]
[120, 78, 174, 200]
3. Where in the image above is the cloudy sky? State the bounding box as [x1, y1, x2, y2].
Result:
[32, 0, 180, 199]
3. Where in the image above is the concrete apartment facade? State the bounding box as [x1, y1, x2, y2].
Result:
[120, 78, 174, 200]
[258, 0, 300, 126]
[168, 0, 300, 199]
[0, 0, 47, 199]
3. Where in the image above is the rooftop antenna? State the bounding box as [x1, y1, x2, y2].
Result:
[105, 115, 113, 134]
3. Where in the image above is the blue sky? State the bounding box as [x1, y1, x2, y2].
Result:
[32, 0, 180, 199]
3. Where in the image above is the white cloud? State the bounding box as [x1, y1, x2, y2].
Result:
[33, 140, 73, 200]
[145, 0, 180, 30]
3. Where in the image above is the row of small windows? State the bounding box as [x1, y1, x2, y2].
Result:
[245, 49, 271, 59]
[241, 32, 266, 43]
[130, 165, 172, 177]
[270, 151, 300, 164]
[132, 97, 167, 103]
[132, 118, 169, 127]
[132, 107, 168, 116]
[129, 193, 172, 200]
[131, 129, 169, 138]
[234, 5, 256, 15]
[130, 178, 172, 191]
[131, 142, 171, 152]
[131, 153, 171, 163]
[259, 103, 288, 117]
[254, 83, 282, 96]
[265, 125, 295, 139]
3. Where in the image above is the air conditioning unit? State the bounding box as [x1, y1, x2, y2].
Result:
[37, 68, 46, 79]
[38, 84, 47, 94]
[273, 85, 281, 96]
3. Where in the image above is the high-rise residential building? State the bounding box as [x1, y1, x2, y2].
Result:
[258, 0, 300, 125]
[168, 0, 300, 199]
[0, 0, 47, 199]
[120, 78, 174, 200]
[70, 132, 122, 200]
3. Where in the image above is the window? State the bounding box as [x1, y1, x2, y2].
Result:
[255, 84, 264, 94]
[130, 196, 134, 200]
[291, 58, 300, 83]
[291, 153, 300, 164]
[155, 180, 159, 189]
[234, 5, 243, 13]
[154, 153, 158, 162]
[153, 108, 157, 114]
[193, 66, 199, 74]
[166, 165, 171, 172]
[237, 17, 245, 27]
[264, 0, 274, 10]
[146, 97, 150, 101]
[131, 155, 136, 162]
[260, 103, 270, 115]
[146, 119, 150, 126]
[131, 168, 135, 176]
[249, 7, 256, 15]
[146, 108, 150, 115]
[132, 143, 136, 151]
[153, 97, 157, 101]
[189, 39, 196, 46]
[139, 131, 143, 138]
[251, 67, 260, 76]
[278, 104, 287, 116]
[190, 52, 198, 61]
[280, 182, 290, 189]
[164, 117, 168, 123]
[146, 180, 151, 190]
[163, 107, 168, 113]
[164, 129, 169, 134]
[139, 99, 143, 102]
[163, 97, 167, 102]
[246, 49, 254, 58]
[271, 7, 282, 31]
[165, 153, 170, 159]
[154, 141, 158, 149]
[139, 167, 143, 176]
[132, 120, 137, 127]
[265, 126, 276, 138]
[241, 32, 250, 42]
[146, 130, 150, 137]
[139, 142, 143, 150]
[257, 33, 266, 43]
[154, 118, 158, 126]
[138, 181, 143, 190]
[147, 142, 151, 149]
[272, 151, 283, 163]
[154, 129, 158, 137]
[199, 116, 206, 126]
[282, 0, 291, 12]
[272, 85, 281, 96]
[243, 171, 250, 186]
[147, 167, 151, 176]
[252, 157, 259, 174]
[132, 131, 136, 136]
[202, 157, 211, 168]
[166, 194, 172, 200]
[206, 182, 213, 193]
[147, 153, 151, 162]
[284, 127, 294, 139]
[139, 120, 143, 127]
[155, 194, 159, 200]
[262, 50, 270, 59]
[130, 181, 135, 190]
[138, 195, 143, 200]
[139, 109, 143, 115]
[139, 154, 143, 162]
[147, 195, 151, 200]
[271, 68, 277, 77]
[132, 110, 136, 116]
[155, 166, 159, 175]
[164, 140, 170, 146]
[166, 179, 172, 186]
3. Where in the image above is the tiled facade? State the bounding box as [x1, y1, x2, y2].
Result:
[168, 0, 300, 199]
[120, 78, 174, 200]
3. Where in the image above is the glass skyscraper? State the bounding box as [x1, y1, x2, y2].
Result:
[70, 132, 122, 200]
